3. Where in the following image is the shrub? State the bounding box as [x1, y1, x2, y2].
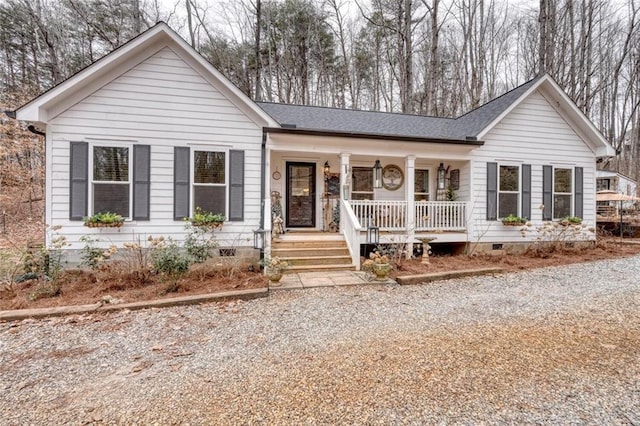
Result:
[152, 239, 190, 293]
[25, 226, 69, 300]
[79, 235, 105, 270]
[522, 221, 594, 257]
[184, 223, 218, 263]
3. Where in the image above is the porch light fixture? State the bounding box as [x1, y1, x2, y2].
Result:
[342, 184, 350, 200]
[253, 227, 266, 250]
[323, 161, 331, 178]
[437, 162, 446, 190]
[373, 159, 383, 189]
[367, 226, 380, 245]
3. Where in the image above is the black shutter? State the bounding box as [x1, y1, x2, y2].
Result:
[486, 162, 498, 220]
[542, 165, 553, 221]
[174, 147, 190, 220]
[69, 142, 88, 220]
[522, 164, 531, 220]
[133, 145, 151, 220]
[575, 167, 584, 218]
[229, 150, 244, 221]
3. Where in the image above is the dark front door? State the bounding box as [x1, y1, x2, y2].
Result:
[286, 162, 316, 228]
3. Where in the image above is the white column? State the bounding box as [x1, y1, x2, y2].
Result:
[264, 146, 272, 257]
[339, 153, 351, 199]
[339, 153, 351, 233]
[405, 155, 416, 257]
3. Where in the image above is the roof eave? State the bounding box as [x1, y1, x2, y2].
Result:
[264, 127, 484, 146]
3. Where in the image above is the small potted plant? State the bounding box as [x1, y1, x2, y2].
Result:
[261, 256, 289, 285]
[501, 214, 527, 226]
[362, 251, 392, 281]
[559, 216, 583, 226]
[187, 207, 225, 230]
[83, 212, 125, 228]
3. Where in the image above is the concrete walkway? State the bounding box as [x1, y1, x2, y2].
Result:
[270, 270, 394, 290]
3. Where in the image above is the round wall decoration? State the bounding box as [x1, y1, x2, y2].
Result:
[272, 168, 281, 180]
[382, 164, 404, 191]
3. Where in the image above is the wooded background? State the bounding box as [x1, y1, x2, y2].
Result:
[0, 0, 638, 242]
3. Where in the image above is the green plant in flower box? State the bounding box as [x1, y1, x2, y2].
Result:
[560, 216, 583, 225]
[187, 207, 225, 229]
[83, 212, 125, 228]
[501, 214, 527, 226]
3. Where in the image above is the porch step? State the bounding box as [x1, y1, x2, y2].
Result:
[283, 255, 353, 267]
[287, 264, 356, 273]
[271, 247, 350, 257]
[271, 233, 356, 273]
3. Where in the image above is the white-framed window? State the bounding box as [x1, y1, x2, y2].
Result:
[596, 178, 610, 192]
[90, 144, 132, 218]
[553, 167, 572, 219]
[192, 150, 227, 215]
[351, 167, 373, 200]
[498, 164, 519, 218]
[414, 169, 430, 201]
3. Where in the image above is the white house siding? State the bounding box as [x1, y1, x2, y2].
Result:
[470, 89, 597, 243]
[47, 47, 263, 249]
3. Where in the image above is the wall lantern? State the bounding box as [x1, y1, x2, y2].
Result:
[437, 162, 446, 190]
[373, 159, 383, 189]
[253, 227, 266, 250]
[323, 161, 331, 178]
[367, 226, 380, 245]
[342, 184, 351, 200]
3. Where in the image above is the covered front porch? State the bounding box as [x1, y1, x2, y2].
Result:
[264, 146, 472, 268]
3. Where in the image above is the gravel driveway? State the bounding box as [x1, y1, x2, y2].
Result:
[1, 256, 639, 425]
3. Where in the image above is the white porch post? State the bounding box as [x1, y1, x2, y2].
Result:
[405, 155, 416, 256]
[339, 153, 350, 232]
[264, 146, 272, 257]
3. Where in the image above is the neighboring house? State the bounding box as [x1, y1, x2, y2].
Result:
[596, 169, 638, 213]
[8, 23, 615, 270]
[596, 170, 637, 196]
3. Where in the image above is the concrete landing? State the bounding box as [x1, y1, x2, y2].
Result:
[270, 270, 394, 290]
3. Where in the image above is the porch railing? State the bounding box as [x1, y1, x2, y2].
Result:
[348, 200, 467, 232]
[340, 199, 363, 270]
[415, 201, 467, 231]
[349, 200, 407, 231]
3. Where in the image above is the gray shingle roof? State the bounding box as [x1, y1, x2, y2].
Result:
[257, 75, 543, 142]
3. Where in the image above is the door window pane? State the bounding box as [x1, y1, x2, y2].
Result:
[415, 169, 429, 201]
[352, 167, 373, 199]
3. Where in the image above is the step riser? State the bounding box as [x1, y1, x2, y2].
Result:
[272, 249, 350, 257]
[285, 257, 352, 266]
[272, 241, 347, 249]
[285, 266, 356, 273]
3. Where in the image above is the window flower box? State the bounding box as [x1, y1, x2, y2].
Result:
[83, 212, 125, 228]
[187, 208, 225, 230]
[559, 216, 583, 226]
[501, 214, 527, 226]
